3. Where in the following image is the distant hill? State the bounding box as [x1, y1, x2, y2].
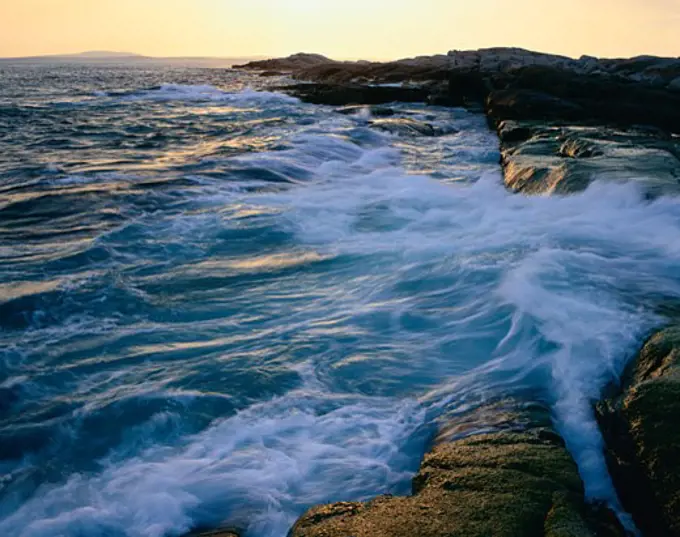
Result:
[63, 51, 146, 59]
[0, 51, 268, 68]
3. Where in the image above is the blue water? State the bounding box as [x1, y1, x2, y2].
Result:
[1, 64, 680, 537]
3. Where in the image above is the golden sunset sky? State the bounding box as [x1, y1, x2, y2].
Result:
[1, 0, 678, 60]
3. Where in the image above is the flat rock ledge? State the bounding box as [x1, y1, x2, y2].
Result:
[290, 400, 625, 537]
[597, 327, 680, 537]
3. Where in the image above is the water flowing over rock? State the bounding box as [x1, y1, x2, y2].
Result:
[289, 401, 626, 537]
[597, 327, 680, 537]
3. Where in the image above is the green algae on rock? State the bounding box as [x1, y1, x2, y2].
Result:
[598, 327, 680, 537]
[289, 401, 625, 537]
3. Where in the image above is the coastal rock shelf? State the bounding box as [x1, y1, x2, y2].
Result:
[598, 328, 680, 537]
[498, 121, 680, 195]
[290, 401, 625, 537]
[238, 48, 680, 197]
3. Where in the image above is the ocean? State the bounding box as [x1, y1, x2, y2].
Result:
[1, 63, 680, 537]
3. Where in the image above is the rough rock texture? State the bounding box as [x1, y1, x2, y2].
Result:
[485, 66, 680, 133]
[498, 121, 680, 195]
[597, 327, 680, 537]
[290, 401, 625, 537]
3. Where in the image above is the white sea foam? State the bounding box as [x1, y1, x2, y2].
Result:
[260, 134, 680, 522]
[4, 103, 680, 537]
[0, 386, 424, 537]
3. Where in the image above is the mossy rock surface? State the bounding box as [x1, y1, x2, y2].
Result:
[290, 401, 624, 537]
[598, 327, 680, 537]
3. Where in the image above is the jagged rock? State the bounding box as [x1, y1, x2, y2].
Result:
[669, 77, 680, 92]
[597, 327, 680, 537]
[289, 400, 625, 537]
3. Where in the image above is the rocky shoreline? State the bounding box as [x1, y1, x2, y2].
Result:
[188, 49, 680, 537]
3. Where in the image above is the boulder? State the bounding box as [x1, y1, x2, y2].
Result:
[290, 400, 625, 537]
[597, 327, 680, 537]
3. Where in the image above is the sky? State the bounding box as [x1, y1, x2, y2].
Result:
[1, 0, 679, 60]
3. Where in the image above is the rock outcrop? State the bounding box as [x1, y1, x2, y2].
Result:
[597, 327, 680, 537]
[238, 49, 680, 90]
[289, 400, 625, 537]
[497, 121, 680, 195]
[233, 53, 335, 72]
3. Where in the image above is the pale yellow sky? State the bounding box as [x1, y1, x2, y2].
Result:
[0, 0, 678, 60]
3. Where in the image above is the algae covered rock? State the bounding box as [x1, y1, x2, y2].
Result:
[598, 327, 680, 537]
[290, 401, 624, 537]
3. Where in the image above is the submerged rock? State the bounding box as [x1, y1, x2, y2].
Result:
[369, 117, 438, 137]
[597, 327, 680, 537]
[290, 401, 625, 537]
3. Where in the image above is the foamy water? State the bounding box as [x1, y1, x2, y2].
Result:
[0, 66, 679, 537]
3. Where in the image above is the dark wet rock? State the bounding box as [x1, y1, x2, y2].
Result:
[290, 400, 625, 537]
[369, 118, 438, 137]
[498, 121, 680, 195]
[597, 327, 680, 537]
[486, 66, 680, 133]
[497, 120, 535, 144]
[487, 88, 586, 123]
[559, 138, 604, 159]
[670, 77, 680, 92]
[277, 83, 430, 106]
[259, 70, 286, 77]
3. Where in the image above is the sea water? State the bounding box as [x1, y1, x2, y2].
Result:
[1, 64, 680, 537]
